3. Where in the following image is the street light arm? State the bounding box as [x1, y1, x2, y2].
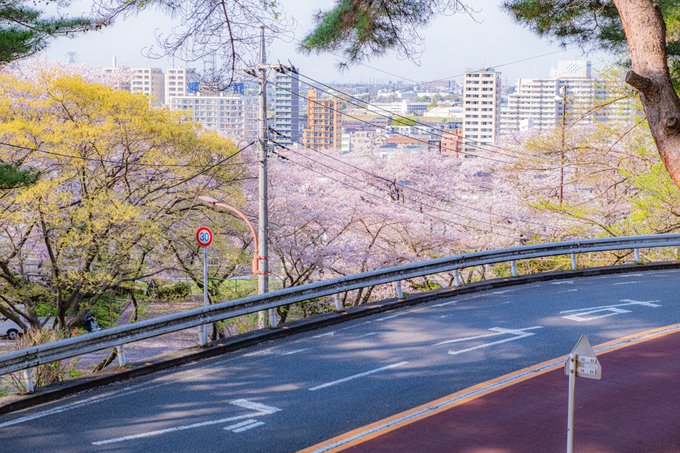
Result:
[198, 196, 261, 275]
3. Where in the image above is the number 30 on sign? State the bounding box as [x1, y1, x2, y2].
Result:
[195, 227, 213, 247]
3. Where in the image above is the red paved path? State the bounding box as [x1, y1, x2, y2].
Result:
[324, 329, 680, 452]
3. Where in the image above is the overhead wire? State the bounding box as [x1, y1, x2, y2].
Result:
[270, 129, 558, 233]
[288, 68, 560, 164]
[0, 140, 253, 169]
[267, 77, 563, 170]
[270, 137, 554, 240]
[269, 145, 526, 241]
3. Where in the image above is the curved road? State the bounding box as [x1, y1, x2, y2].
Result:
[1, 269, 679, 452]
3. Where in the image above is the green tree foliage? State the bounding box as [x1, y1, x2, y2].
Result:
[0, 1, 95, 64]
[301, 0, 472, 65]
[0, 162, 38, 189]
[503, 0, 680, 85]
[0, 72, 245, 332]
[0, 1, 104, 189]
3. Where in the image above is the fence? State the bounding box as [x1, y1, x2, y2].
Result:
[1, 234, 679, 387]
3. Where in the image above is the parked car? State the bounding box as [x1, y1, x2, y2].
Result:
[0, 316, 24, 340]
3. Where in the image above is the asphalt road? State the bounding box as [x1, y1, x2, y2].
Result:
[1, 269, 679, 452]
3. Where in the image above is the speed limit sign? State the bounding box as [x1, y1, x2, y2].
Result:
[195, 227, 213, 247]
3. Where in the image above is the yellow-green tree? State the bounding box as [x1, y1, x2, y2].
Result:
[0, 73, 246, 331]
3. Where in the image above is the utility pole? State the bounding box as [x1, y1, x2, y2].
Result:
[256, 26, 278, 328]
[559, 85, 567, 206]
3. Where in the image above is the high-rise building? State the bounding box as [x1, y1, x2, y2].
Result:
[273, 70, 300, 145]
[302, 89, 342, 151]
[165, 68, 200, 103]
[103, 64, 165, 107]
[500, 60, 636, 135]
[463, 69, 502, 155]
[130, 67, 165, 107]
[167, 94, 257, 141]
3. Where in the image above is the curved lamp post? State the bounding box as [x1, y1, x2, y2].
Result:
[197, 196, 276, 328]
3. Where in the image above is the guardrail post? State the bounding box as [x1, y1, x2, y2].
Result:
[334, 293, 343, 311]
[570, 253, 577, 270]
[453, 269, 461, 286]
[116, 345, 127, 368]
[633, 248, 641, 264]
[394, 281, 404, 299]
[269, 310, 279, 328]
[511, 260, 518, 277]
[198, 325, 207, 347]
[22, 368, 35, 394]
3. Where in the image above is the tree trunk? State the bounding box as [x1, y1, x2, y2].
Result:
[615, 0, 680, 187]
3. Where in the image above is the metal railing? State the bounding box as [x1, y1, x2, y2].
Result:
[1, 234, 679, 380]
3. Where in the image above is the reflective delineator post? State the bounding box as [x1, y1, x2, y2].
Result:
[511, 260, 518, 277]
[22, 368, 35, 394]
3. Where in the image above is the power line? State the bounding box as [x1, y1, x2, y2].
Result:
[270, 132, 558, 233]
[270, 147, 525, 241]
[270, 139, 551, 241]
[268, 77, 563, 170]
[288, 68, 561, 164]
[1, 140, 253, 169]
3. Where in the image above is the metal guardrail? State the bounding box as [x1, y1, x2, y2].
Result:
[1, 234, 679, 378]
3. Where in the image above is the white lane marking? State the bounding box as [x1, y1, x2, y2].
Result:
[431, 301, 457, 308]
[355, 332, 379, 339]
[224, 419, 260, 430]
[615, 273, 644, 278]
[556, 289, 579, 294]
[232, 421, 264, 433]
[309, 362, 409, 391]
[313, 332, 336, 339]
[281, 348, 310, 356]
[243, 347, 277, 357]
[0, 380, 174, 429]
[550, 281, 574, 285]
[92, 399, 280, 445]
[310, 324, 680, 453]
[491, 290, 515, 295]
[613, 281, 640, 286]
[445, 327, 543, 356]
[229, 399, 280, 414]
[560, 299, 661, 322]
[92, 414, 255, 445]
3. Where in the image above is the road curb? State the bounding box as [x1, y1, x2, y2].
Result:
[1, 261, 677, 415]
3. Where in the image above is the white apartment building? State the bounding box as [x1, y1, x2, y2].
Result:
[273, 70, 301, 145]
[500, 60, 636, 136]
[463, 69, 502, 155]
[168, 95, 258, 141]
[102, 64, 165, 107]
[130, 67, 165, 107]
[165, 68, 200, 102]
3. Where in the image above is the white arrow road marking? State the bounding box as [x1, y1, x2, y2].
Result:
[309, 362, 409, 391]
[440, 327, 543, 356]
[91, 400, 280, 446]
[560, 299, 661, 322]
[225, 419, 265, 433]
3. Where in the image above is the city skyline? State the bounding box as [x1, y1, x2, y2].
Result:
[39, 0, 614, 86]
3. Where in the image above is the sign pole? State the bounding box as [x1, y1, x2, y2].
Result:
[564, 335, 601, 453]
[195, 226, 213, 346]
[566, 353, 576, 453]
[201, 246, 209, 346]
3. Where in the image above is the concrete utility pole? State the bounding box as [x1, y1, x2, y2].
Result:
[256, 26, 278, 328]
[559, 85, 567, 206]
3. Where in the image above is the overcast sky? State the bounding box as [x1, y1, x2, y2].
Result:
[40, 0, 615, 85]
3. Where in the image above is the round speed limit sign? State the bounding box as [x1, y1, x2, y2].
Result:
[195, 227, 213, 247]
